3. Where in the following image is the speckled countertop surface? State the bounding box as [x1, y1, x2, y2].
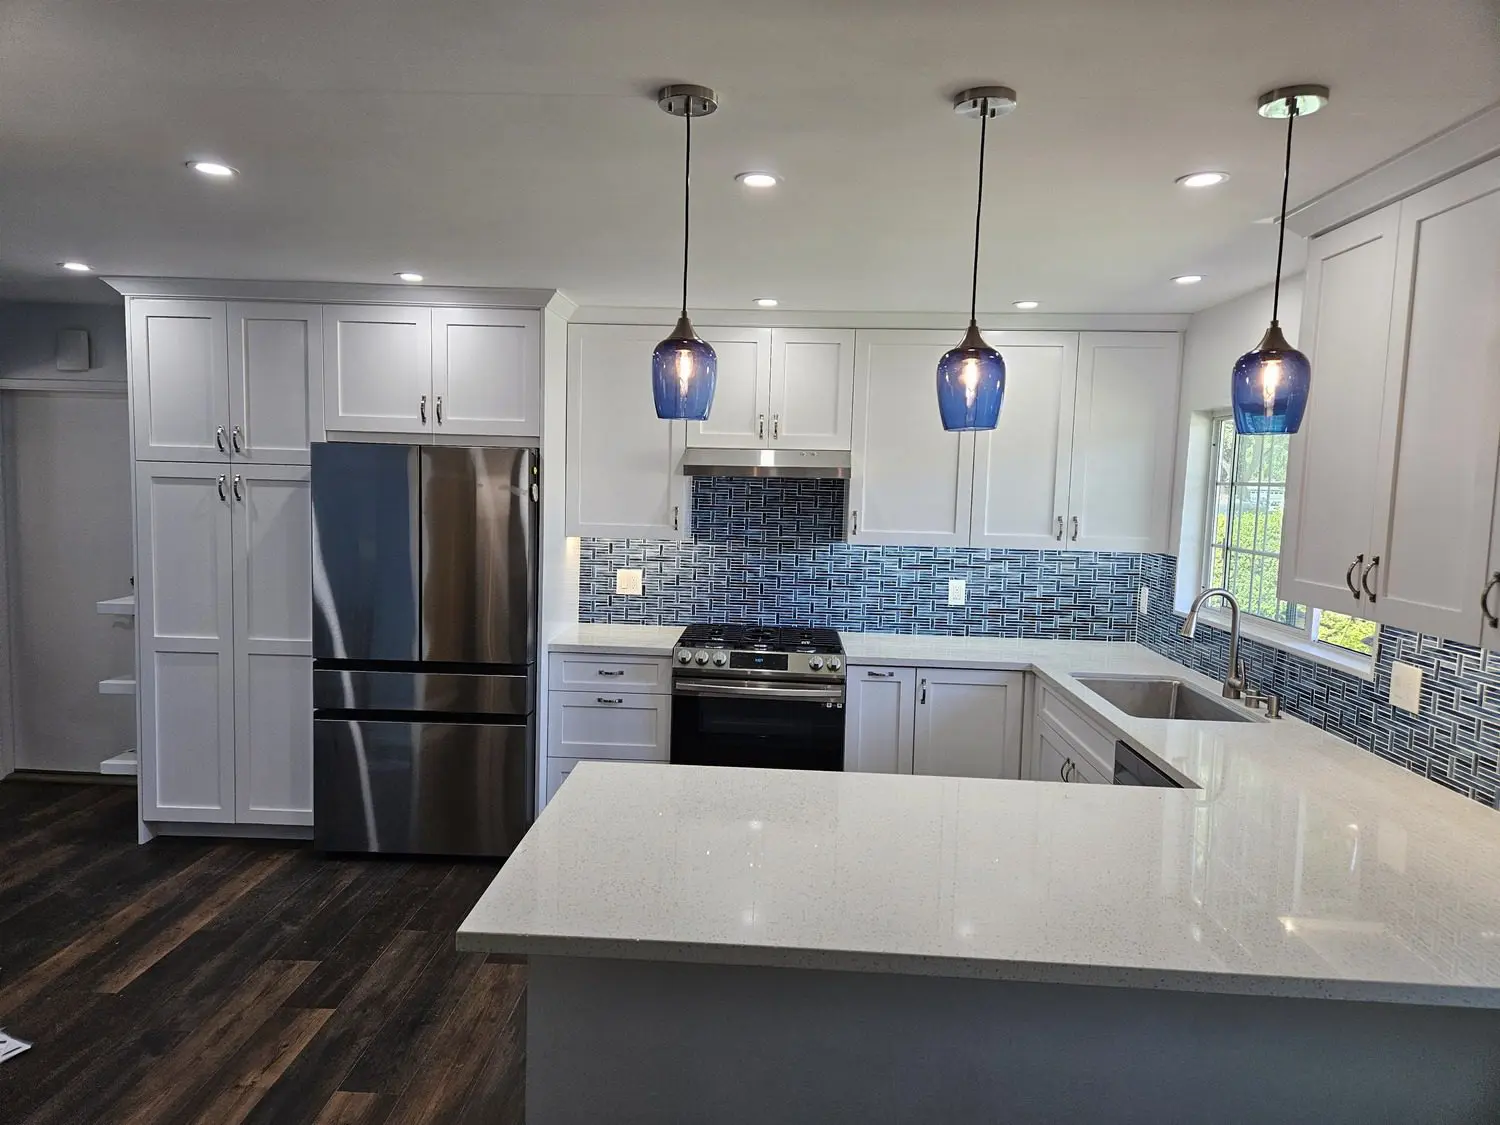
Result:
[547, 622, 683, 655]
[477, 634, 1500, 1006]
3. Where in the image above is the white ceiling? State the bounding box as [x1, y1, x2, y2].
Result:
[0, 0, 1496, 312]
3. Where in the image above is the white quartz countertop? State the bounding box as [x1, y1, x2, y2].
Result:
[548, 622, 683, 656]
[475, 635, 1500, 1007]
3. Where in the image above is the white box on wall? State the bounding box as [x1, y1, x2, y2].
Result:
[55, 328, 91, 372]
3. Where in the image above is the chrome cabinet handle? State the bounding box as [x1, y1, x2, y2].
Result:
[850, 510, 859, 537]
[216, 475, 227, 503]
[1059, 756, 1069, 781]
[420, 395, 427, 424]
[919, 678, 928, 705]
[597, 668, 625, 677]
[1344, 554, 1364, 600]
[772, 413, 781, 441]
[1361, 555, 1380, 603]
[1070, 516, 1080, 542]
[215, 426, 227, 454]
[231, 425, 243, 453]
[1055, 516, 1064, 541]
[232, 474, 243, 502]
[865, 670, 895, 679]
[1483, 573, 1500, 629]
[435, 395, 443, 425]
[672, 506, 680, 532]
[596, 697, 624, 705]
[758, 414, 766, 441]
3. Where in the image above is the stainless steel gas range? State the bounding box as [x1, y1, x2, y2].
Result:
[670, 625, 846, 771]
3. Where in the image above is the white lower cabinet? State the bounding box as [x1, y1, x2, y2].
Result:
[844, 666, 916, 773]
[1029, 686, 1116, 784]
[913, 668, 1025, 779]
[545, 651, 673, 804]
[137, 462, 312, 825]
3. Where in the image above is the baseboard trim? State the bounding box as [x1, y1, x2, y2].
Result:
[148, 821, 314, 842]
[7, 769, 135, 787]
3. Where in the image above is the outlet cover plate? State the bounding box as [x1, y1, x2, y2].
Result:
[1390, 661, 1422, 714]
[947, 579, 966, 607]
[615, 568, 644, 596]
[1138, 586, 1151, 615]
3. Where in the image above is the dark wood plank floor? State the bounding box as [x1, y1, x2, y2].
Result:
[0, 779, 525, 1125]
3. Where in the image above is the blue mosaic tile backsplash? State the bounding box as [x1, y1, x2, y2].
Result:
[580, 478, 1141, 637]
[1137, 554, 1500, 808]
[579, 478, 1500, 808]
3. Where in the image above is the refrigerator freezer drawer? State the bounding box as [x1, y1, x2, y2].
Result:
[314, 717, 535, 857]
[312, 668, 533, 715]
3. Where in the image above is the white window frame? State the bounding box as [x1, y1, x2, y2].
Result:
[1198, 413, 1377, 679]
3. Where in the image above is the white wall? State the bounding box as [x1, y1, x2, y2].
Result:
[1167, 277, 1304, 607]
[0, 301, 134, 774]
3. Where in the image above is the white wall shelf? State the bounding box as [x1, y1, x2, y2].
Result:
[96, 594, 137, 616]
[100, 749, 138, 776]
[99, 675, 137, 695]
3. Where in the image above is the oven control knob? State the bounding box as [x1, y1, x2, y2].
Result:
[808, 656, 825, 671]
[676, 649, 693, 665]
[827, 657, 842, 672]
[712, 651, 729, 667]
[695, 650, 711, 665]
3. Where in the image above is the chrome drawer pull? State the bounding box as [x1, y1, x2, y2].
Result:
[596, 697, 624, 705]
[597, 669, 626, 677]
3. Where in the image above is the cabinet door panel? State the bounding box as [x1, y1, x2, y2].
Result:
[687, 328, 771, 448]
[844, 666, 916, 773]
[1034, 721, 1073, 783]
[432, 308, 541, 438]
[913, 668, 1024, 780]
[1068, 333, 1180, 553]
[770, 329, 855, 450]
[130, 299, 230, 461]
[238, 654, 313, 824]
[970, 332, 1078, 549]
[850, 331, 974, 546]
[136, 464, 235, 822]
[566, 324, 688, 538]
[1369, 163, 1500, 642]
[1280, 209, 1400, 612]
[322, 306, 432, 434]
[228, 303, 320, 464]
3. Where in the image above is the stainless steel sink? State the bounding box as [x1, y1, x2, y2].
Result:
[1073, 676, 1262, 723]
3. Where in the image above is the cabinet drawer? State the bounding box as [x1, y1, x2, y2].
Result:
[546, 756, 653, 803]
[547, 691, 671, 762]
[1039, 686, 1115, 778]
[547, 652, 673, 694]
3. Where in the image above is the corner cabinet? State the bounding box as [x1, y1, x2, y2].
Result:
[566, 323, 690, 539]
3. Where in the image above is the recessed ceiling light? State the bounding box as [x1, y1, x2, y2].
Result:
[187, 160, 237, 178]
[396, 271, 424, 283]
[1173, 274, 1204, 285]
[735, 172, 779, 188]
[1013, 300, 1040, 310]
[60, 261, 92, 272]
[1176, 171, 1229, 189]
[753, 297, 778, 308]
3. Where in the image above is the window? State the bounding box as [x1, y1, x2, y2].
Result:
[1204, 414, 1378, 659]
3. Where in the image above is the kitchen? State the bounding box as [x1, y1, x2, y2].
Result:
[2, 1, 1500, 1121]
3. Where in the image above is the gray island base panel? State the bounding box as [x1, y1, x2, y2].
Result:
[527, 955, 1500, 1125]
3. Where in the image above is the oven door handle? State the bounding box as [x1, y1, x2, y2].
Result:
[674, 679, 845, 704]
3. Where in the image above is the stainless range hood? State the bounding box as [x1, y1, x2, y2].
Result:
[680, 448, 851, 479]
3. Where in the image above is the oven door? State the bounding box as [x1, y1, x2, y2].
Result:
[671, 679, 845, 771]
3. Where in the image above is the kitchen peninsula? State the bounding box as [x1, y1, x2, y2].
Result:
[460, 634, 1500, 1124]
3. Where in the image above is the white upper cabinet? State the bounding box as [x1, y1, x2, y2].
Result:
[432, 308, 542, 438]
[687, 328, 772, 448]
[322, 305, 433, 435]
[567, 323, 689, 539]
[130, 299, 231, 461]
[1279, 209, 1401, 614]
[1067, 332, 1181, 553]
[228, 303, 321, 464]
[1366, 159, 1500, 642]
[912, 668, 1025, 780]
[970, 332, 1079, 550]
[850, 330, 975, 547]
[768, 329, 855, 449]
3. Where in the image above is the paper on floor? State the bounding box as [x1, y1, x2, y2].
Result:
[0, 1029, 33, 1065]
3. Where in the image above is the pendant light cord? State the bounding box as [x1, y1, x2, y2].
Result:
[969, 103, 989, 326]
[1270, 103, 1298, 325]
[681, 107, 692, 318]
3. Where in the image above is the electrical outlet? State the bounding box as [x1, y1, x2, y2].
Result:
[615, 568, 643, 596]
[947, 579, 966, 607]
[1138, 586, 1151, 615]
[1390, 661, 1423, 714]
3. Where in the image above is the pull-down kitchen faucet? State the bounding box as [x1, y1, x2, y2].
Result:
[1180, 588, 1245, 700]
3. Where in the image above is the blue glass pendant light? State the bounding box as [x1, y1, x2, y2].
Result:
[652, 84, 719, 421]
[937, 87, 1016, 432]
[1232, 84, 1329, 435]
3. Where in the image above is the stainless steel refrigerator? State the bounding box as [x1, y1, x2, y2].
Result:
[311, 442, 537, 857]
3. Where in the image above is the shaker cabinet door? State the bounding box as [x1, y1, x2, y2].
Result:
[228, 302, 321, 464]
[686, 328, 772, 448]
[432, 307, 541, 438]
[322, 305, 433, 435]
[769, 328, 855, 450]
[130, 299, 231, 462]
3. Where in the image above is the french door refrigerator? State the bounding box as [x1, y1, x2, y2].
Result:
[311, 442, 537, 857]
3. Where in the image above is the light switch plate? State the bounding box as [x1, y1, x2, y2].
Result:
[615, 568, 643, 596]
[947, 579, 966, 607]
[1390, 661, 1423, 714]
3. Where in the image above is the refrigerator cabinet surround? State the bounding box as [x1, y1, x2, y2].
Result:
[311, 441, 540, 858]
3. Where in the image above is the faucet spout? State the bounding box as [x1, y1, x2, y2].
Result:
[1181, 587, 1245, 700]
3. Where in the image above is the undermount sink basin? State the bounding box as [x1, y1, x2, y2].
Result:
[1073, 676, 1262, 723]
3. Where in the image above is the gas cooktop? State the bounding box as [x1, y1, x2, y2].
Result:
[673, 624, 845, 680]
[676, 624, 843, 654]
